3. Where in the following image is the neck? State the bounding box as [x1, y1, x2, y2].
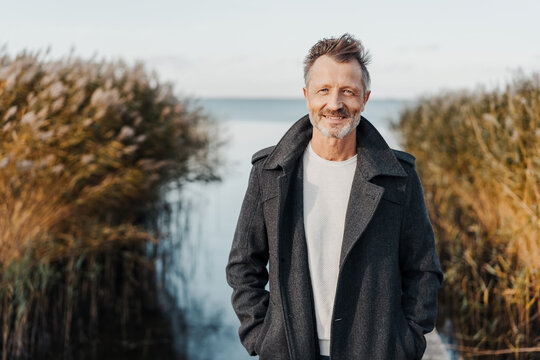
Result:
[310, 128, 357, 161]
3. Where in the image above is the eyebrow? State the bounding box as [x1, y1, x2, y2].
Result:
[312, 83, 361, 91]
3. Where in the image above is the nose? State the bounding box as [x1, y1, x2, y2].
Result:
[327, 90, 342, 110]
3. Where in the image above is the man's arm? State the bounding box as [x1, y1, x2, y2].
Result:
[399, 164, 444, 357]
[226, 163, 269, 356]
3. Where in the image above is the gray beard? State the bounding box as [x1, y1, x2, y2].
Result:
[310, 114, 362, 139]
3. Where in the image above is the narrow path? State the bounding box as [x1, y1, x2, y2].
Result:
[424, 330, 451, 360]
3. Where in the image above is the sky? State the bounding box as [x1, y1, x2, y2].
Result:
[1, 0, 539, 99]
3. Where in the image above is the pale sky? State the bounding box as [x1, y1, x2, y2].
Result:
[2, 0, 539, 99]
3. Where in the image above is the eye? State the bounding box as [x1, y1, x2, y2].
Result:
[318, 88, 329, 94]
[343, 89, 354, 95]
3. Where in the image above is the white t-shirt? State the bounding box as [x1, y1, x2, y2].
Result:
[302, 142, 357, 356]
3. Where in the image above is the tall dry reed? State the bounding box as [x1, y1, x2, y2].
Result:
[0, 50, 219, 358]
[397, 74, 540, 359]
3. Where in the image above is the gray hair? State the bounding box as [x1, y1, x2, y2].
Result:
[304, 33, 371, 92]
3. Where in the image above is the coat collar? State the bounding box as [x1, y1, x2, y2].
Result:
[263, 114, 407, 179]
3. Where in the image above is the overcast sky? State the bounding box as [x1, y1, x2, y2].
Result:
[2, 0, 539, 99]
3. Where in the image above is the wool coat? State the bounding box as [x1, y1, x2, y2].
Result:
[226, 115, 443, 360]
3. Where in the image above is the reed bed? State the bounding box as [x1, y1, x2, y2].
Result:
[396, 75, 540, 359]
[0, 50, 218, 359]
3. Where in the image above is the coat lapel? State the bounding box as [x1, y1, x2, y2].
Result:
[263, 115, 318, 360]
[339, 118, 408, 268]
[276, 162, 318, 360]
[340, 173, 384, 268]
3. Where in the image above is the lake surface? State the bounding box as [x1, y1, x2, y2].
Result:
[159, 98, 409, 359]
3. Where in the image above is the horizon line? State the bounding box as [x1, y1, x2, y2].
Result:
[198, 96, 412, 102]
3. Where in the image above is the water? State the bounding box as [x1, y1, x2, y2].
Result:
[160, 98, 409, 359]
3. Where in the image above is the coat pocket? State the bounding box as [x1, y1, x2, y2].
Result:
[255, 298, 291, 360]
[255, 301, 274, 354]
[396, 311, 418, 359]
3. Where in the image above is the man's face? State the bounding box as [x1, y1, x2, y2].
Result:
[303, 55, 370, 139]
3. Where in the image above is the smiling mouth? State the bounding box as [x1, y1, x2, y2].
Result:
[320, 108, 351, 120]
[323, 115, 348, 122]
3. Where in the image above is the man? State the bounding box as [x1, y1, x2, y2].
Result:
[226, 34, 443, 360]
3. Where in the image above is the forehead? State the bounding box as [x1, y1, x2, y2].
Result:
[307, 55, 364, 88]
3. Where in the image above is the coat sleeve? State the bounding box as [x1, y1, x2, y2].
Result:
[226, 163, 269, 356]
[399, 164, 444, 358]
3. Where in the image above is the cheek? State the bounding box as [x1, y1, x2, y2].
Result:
[345, 102, 362, 114]
[355, 101, 366, 113]
[307, 99, 324, 113]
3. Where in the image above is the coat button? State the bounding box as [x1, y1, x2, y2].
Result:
[288, 313, 294, 318]
[334, 318, 342, 322]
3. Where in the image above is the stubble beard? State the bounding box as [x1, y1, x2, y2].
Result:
[309, 109, 362, 139]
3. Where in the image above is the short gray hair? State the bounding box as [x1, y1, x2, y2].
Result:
[304, 33, 371, 92]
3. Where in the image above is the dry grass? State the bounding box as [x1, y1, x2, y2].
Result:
[397, 74, 540, 359]
[0, 50, 219, 358]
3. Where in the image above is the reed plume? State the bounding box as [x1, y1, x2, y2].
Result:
[0, 50, 219, 358]
[397, 74, 540, 359]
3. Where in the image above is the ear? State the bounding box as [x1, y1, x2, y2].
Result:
[364, 90, 371, 104]
[303, 87, 307, 99]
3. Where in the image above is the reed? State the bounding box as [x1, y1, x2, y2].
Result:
[0, 50, 219, 358]
[396, 74, 540, 359]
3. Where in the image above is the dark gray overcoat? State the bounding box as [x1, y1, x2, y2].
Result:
[226, 115, 443, 360]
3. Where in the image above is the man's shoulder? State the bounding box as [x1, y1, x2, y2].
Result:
[392, 149, 416, 168]
[251, 145, 276, 165]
